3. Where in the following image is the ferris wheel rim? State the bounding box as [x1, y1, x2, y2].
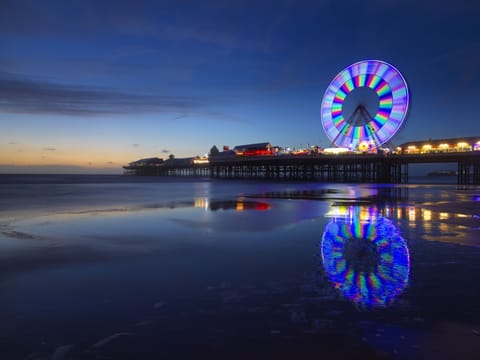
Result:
[320, 59, 409, 150]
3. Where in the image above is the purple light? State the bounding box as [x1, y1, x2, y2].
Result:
[321, 60, 409, 150]
[321, 209, 410, 310]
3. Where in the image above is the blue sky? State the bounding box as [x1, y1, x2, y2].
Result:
[1, 0, 479, 173]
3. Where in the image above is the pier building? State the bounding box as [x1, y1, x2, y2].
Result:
[397, 137, 480, 154]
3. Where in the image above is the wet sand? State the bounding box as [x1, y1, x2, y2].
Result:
[0, 177, 479, 359]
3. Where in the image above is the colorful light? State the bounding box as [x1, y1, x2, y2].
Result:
[320, 211, 410, 310]
[321, 60, 409, 150]
[193, 157, 209, 164]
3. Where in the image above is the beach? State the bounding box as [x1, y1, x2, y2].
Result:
[0, 175, 479, 359]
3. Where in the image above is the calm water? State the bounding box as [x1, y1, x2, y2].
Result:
[0, 175, 479, 359]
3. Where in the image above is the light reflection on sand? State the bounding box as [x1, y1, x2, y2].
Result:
[321, 206, 410, 310]
[326, 203, 480, 247]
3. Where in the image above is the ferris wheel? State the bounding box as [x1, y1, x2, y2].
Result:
[320, 60, 409, 151]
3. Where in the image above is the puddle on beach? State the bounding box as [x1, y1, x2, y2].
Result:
[0, 181, 479, 359]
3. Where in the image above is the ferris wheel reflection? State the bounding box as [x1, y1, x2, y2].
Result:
[321, 206, 410, 310]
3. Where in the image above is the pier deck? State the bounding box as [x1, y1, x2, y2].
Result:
[124, 151, 480, 184]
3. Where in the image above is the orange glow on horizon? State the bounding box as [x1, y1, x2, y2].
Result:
[0, 143, 169, 170]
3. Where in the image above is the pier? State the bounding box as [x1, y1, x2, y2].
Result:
[124, 151, 480, 185]
[209, 154, 407, 183]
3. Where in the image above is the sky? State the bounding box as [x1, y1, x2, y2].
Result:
[1, 0, 479, 173]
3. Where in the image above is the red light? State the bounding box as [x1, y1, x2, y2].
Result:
[255, 202, 271, 211]
[242, 149, 273, 156]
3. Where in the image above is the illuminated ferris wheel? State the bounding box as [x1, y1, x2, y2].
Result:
[320, 60, 409, 151]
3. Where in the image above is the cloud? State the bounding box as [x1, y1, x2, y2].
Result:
[112, 45, 161, 59]
[43, 147, 56, 151]
[0, 164, 122, 174]
[132, 144, 140, 148]
[0, 72, 205, 116]
[172, 114, 187, 120]
[0, 0, 281, 51]
[161, 149, 169, 154]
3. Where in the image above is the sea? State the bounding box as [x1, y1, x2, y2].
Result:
[0, 174, 479, 359]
